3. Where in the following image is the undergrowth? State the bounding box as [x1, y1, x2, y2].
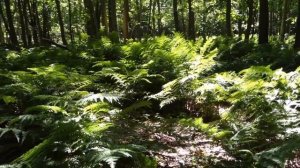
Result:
[0, 34, 300, 167]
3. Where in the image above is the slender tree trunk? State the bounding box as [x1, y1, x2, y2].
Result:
[0, 2, 10, 43]
[187, 0, 195, 40]
[123, 0, 130, 40]
[68, 0, 74, 43]
[180, 0, 186, 35]
[100, 0, 108, 34]
[152, 0, 156, 34]
[55, 0, 67, 45]
[32, 0, 42, 45]
[202, 0, 207, 41]
[280, 0, 290, 42]
[42, 2, 51, 42]
[23, 0, 32, 46]
[17, 0, 27, 47]
[245, 0, 254, 42]
[157, 0, 162, 34]
[226, 0, 232, 37]
[259, 0, 269, 44]
[4, 0, 19, 47]
[173, 0, 180, 32]
[149, 0, 152, 27]
[108, 0, 118, 33]
[0, 16, 4, 43]
[294, 0, 300, 50]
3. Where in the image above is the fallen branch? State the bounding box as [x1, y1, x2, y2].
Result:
[41, 38, 68, 50]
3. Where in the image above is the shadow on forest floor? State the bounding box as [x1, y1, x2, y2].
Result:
[101, 113, 236, 168]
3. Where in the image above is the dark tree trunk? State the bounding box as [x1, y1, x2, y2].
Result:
[226, 0, 232, 37]
[152, 0, 156, 34]
[123, 0, 130, 40]
[0, 2, 10, 42]
[31, 0, 42, 45]
[42, 2, 51, 41]
[173, 0, 180, 32]
[55, 0, 67, 45]
[108, 0, 118, 33]
[245, 0, 254, 41]
[84, 0, 98, 39]
[26, 0, 38, 45]
[259, 0, 269, 44]
[17, 0, 27, 47]
[294, 0, 300, 50]
[23, 0, 32, 46]
[95, 0, 101, 30]
[0, 16, 4, 43]
[4, 0, 19, 47]
[179, 0, 186, 35]
[100, 0, 108, 34]
[187, 0, 195, 40]
[157, 0, 162, 34]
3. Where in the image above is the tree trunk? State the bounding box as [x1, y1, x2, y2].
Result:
[245, 0, 254, 42]
[68, 0, 74, 43]
[123, 0, 130, 40]
[4, 0, 19, 47]
[294, 0, 300, 50]
[179, 0, 186, 35]
[152, 0, 156, 34]
[100, 0, 108, 34]
[226, 0, 232, 37]
[0, 2, 10, 43]
[280, 0, 290, 42]
[84, 0, 98, 39]
[173, 0, 180, 32]
[259, 0, 269, 44]
[157, 0, 162, 34]
[0, 16, 4, 43]
[17, 0, 27, 47]
[42, 2, 51, 42]
[108, 0, 118, 33]
[23, 0, 32, 46]
[187, 0, 195, 40]
[26, 0, 38, 45]
[55, 0, 67, 45]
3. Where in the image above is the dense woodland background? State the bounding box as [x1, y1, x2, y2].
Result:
[0, 0, 299, 48]
[1, 0, 300, 168]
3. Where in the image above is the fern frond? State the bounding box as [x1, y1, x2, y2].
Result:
[78, 93, 122, 105]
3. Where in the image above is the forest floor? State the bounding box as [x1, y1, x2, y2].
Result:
[101, 113, 236, 168]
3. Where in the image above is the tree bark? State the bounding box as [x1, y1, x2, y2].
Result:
[0, 15, 4, 43]
[17, 0, 27, 47]
[226, 0, 232, 37]
[0, 2, 10, 43]
[187, 0, 195, 40]
[108, 0, 118, 33]
[157, 0, 162, 34]
[100, 0, 108, 34]
[42, 2, 51, 42]
[55, 0, 67, 45]
[294, 0, 300, 50]
[68, 0, 74, 43]
[84, 0, 98, 39]
[258, 0, 269, 44]
[4, 0, 19, 47]
[245, 0, 254, 42]
[123, 0, 130, 40]
[23, 0, 32, 46]
[280, 0, 290, 42]
[173, 0, 180, 32]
